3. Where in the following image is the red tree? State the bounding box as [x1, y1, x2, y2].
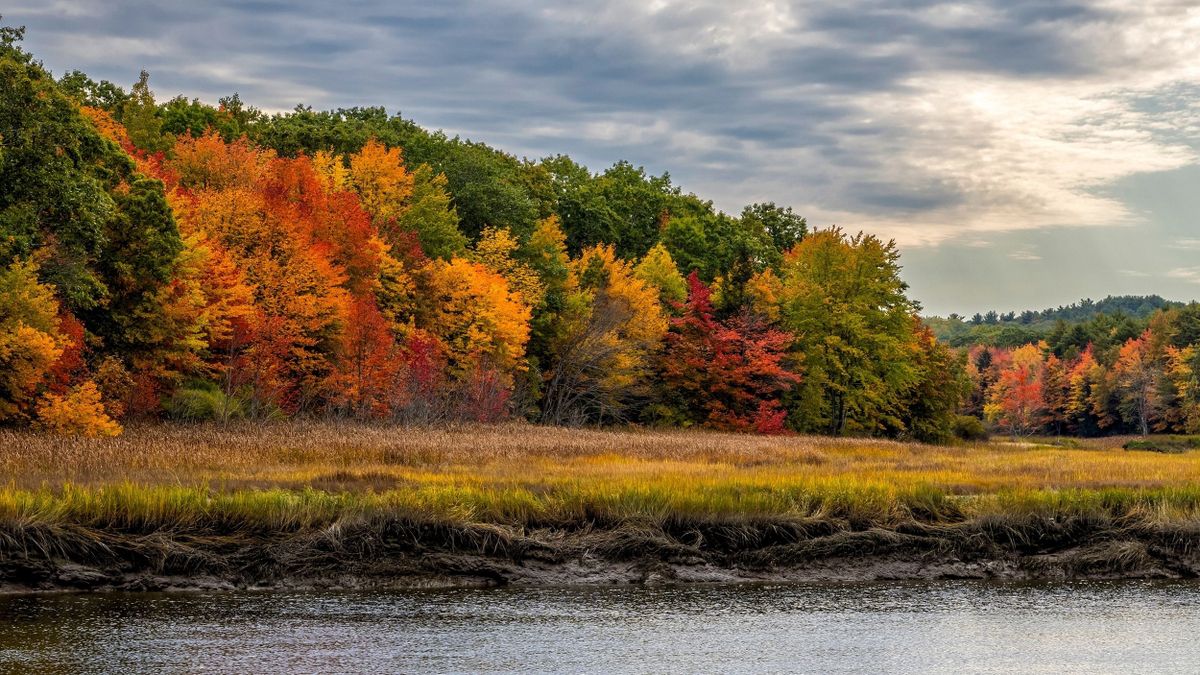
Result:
[659, 273, 800, 433]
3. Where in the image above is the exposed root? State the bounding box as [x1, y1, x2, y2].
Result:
[5, 512, 1200, 592]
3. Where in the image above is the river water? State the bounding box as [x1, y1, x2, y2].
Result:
[2, 581, 1198, 673]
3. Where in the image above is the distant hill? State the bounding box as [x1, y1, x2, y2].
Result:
[926, 295, 1187, 349]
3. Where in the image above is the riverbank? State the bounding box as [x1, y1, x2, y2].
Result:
[4, 423, 1200, 592]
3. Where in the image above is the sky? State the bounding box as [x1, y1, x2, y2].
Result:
[7, 0, 1200, 316]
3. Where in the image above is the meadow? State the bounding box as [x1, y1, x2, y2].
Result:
[4, 423, 1200, 530]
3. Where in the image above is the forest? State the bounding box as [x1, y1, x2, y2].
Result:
[2, 24, 1196, 442]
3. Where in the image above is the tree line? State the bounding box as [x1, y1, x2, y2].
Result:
[0, 25, 969, 439]
[966, 306, 1200, 438]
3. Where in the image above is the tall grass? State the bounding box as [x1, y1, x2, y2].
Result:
[4, 423, 1200, 534]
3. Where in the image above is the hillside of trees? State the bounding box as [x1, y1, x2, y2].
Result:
[0, 25, 966, 441]
[9, 23, 1200, 443]
[927, 296, 1182, 349]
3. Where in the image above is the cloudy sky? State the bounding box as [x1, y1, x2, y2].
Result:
[8, 1, 1200, 315]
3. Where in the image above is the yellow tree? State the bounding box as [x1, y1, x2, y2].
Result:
[36, 381, 122, 437]
[775, 228, 919, 435]
[1167, 345, 1200, 433]
[634, 242, 687, 309]
[347, 138, 414, 223]
[541, 245, 667, 424]
[473, 226, 544, 309]
[424, 258, 531, 381]
[311, 149, 349, 191]
[0, 261, 64, 421]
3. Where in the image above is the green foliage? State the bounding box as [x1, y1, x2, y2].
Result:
[396, 163, 466, 260]
[160, 93, 259, 141]
[778, 229, 919, 435]
[951, 415, 989, 442]
[929, 295, 1178, 351]
[121, 70, 170, 154]
[0, 30, 181, 361]
[903, 327, 972, 443]
[57, 70, 128, 112]
[741, 202, 807, 255]
[1, 49, 114, 307]
[1122, 436, 1200, 453]
[164, 382, 247, 422]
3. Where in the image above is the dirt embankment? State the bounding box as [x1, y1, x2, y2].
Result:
[4, 515, 1200, 593]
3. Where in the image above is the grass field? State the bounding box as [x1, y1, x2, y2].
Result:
[4, 423, 1200, 533]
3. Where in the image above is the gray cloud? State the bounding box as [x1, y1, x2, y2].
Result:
[6, 0, 1200, 313]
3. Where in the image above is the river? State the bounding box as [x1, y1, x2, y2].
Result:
[2, 581, 1198, 673]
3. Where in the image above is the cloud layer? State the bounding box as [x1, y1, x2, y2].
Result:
[8, 1, 1200, 312]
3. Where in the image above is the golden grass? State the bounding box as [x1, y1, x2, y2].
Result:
[3, 422, 1200, 531]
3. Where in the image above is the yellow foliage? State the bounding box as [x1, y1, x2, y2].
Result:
[0, 260, 64, 421]
[347, 139, 413, 222]
[35, 381, 123, 437]
[473, 226, 544, 308]
[80, 106, 130, 147]
[1010, 343, 1045, 371]
[0, 324, 62, 421]
[634, 242, 686, 308]
[744, 268, 784, 322]
[176, 186, 269, 249]
[311, 150, 349, 191]
[566, 245, 667, 392]
[426, 258, 531, 378]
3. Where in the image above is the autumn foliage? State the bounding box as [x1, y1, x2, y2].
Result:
[1, 33, 983, 438]
[659, 273, 798, 433]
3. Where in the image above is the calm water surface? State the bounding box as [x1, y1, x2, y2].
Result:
[2, 581, 1199, 673]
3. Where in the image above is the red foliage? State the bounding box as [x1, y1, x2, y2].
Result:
[48, 313, 88, 394]
[329, 298, 402, 418]
[660, 273, 800, 433]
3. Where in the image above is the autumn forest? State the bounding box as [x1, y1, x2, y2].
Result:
[2, 25, 1195, 443]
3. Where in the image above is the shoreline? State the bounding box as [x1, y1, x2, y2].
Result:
[5, 518, 1199, 594]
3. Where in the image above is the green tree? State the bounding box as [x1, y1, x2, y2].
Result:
[777, 228, 920, 435]
[395, 163, 466, 260]
[0, 28, 182, 361]
[634, 243, 687, 309]
[121, 70, 170, 154]
[741, 202, 807, 255]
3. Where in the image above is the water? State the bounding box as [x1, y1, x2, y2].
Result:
[2, 581, 1199, 673]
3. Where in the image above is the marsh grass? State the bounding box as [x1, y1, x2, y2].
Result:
[4, 423, 1200, 534]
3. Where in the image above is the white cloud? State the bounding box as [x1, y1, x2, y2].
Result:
[1171, 238, 1200, 250]
[1168, 267, 1200, 283]
[1119, 269, 1151, 277]
[1009, 249, 1042, 262]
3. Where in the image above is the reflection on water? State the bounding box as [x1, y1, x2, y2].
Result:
[2, 581, 1198, 673]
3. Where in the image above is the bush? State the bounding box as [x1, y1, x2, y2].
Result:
[164, 382, 246, 422]
[35, 381, 122, 437]
[1123, 436, 1200, 454]
[952, 415, 989, 442]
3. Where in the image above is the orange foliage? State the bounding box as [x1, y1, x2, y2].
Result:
[425, 258, 530, 380]
[35, 381, 123, 437]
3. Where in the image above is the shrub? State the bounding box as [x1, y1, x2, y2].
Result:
[35, 381, 123, 437]
[1123, 436, 1200, 454]
[952, 415, 989, 442]
[164, 382, 246, 422]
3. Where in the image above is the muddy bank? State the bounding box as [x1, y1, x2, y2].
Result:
[4, 516, 1200, 593]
